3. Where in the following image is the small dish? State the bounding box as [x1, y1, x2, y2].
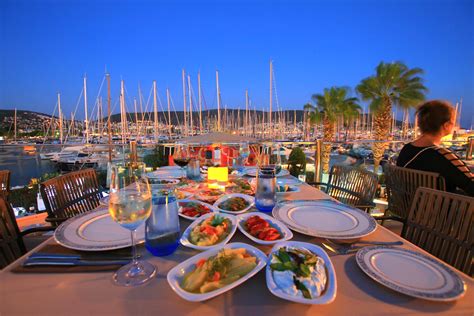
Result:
[213, 193, 255, 214]
[276, 185, 300, 195]
[178, 199, 217, 220]
[167, 242, 267, 302]
[180, 212, 237, 250]
[236, 212, 293, 245]
[266, 241, 337, 305]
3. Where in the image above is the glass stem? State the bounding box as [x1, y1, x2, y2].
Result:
[131, 229, 138, 265]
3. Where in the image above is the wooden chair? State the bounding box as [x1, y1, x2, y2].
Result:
[0, 197, 53, 269]
[40, 169, 102, 226]
[308, 165, 379, 212]
[382, 164, 446, 235]
[0, 170, 10, 200]
[403, 187, 473, 276]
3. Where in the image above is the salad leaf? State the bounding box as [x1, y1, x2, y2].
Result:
[298, 263, 311, 278]
[211, 215, 225, 227]
[277, 248, 292, 263]
[294, 277, 312, 299]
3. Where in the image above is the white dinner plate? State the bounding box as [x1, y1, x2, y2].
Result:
[272, 200, 377, 240]
[178, 199, 217, 220]
[356, 246, 466, 301]
[236, 212, 293, 245]
[244, 167, 290, 178]
[167, 242, 267, 302]
[276, 178, 303, 186]
[54, 207, 145, 251]
[266, 241, 337, 304]
[146, 167, 183, 180]
[180, 213, 237, 250]
[213, 193, 255, 214]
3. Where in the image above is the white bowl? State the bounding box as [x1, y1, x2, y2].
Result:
[266, 241, 337, 305]
[178, 199, 217, 220]
[236, 212, 293, 245]
[167, 242, 267, 302]
[180, 212, 237, 250]
[213, 193, 255, 214]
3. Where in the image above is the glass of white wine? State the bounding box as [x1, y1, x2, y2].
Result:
[109, 165, 156, 286]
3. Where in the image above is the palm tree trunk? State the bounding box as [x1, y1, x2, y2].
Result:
[322, 117, 334, 173]
[372, 96, 392, 173]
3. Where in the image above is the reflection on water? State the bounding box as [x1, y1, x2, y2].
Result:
[0, 145, 57, 187]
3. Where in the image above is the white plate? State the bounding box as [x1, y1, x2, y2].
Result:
[356, 246, 466, 301]
[167, 242, 267, 302]
[146, 167, 182, 180]
[272, 200, 377, 240]
[213, 193, 255, 214]
[244, 167, 290, 178]
[276, 178, 303, 186]
[236, 212, 293, 245]
[174, 191, 194, 200]
[180, 213, 237, 250]
[266, 241, 337, 304]
[54, 207, 145, 251]
[178, 199, 217, 220]
[276, 185, 300, 195]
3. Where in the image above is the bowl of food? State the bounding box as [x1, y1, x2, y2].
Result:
[213, 193, 254, 214]
[236, 213, 293, 245]
[178, 200, 216, 220]
[180, 213, 237, 250]
[167, 243, 267, 302]
[276, 184, 300, 195]
[266, 241, 337, 304]
[194, 188, 225, 204]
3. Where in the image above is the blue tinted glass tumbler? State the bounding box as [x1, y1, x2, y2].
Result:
[145, 191, 180, 256]
[255, 168, 277, 212]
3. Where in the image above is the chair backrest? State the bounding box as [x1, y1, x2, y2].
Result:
[0, 170, 11, 200]
[40, 169, 102, 224]
[0, 197, 25, 269]
[384, 164, 446, 222]
[403, 187, 473, 276]
[326, 165, 379, 208]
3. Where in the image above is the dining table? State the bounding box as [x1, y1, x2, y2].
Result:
[1, 176, 473, 315]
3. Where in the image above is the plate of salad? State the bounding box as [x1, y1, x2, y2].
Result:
[195, 188, 224, 204]
[213, 193, 254, 214]
[266, 241, 337, 305]
[178, 199, 216, 220]
[167, 242, 267, 302]
[236, 213, 293, 245]
[180, 213, 237, 250]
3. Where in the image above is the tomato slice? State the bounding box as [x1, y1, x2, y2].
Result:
[196, 259, 206, 268]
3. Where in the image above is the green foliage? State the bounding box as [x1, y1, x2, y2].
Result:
[356, 61, 427, 113]
[143, 145, 169, 169]
[287, 147, 306, 177]
[9, 187, 38, 212]
[305, 87, 361, 124]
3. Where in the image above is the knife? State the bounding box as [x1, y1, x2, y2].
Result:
[23, 258, 131, 267]
[29, 253, 133, 260]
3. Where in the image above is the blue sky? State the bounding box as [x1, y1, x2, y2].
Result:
[1, 0, 473, 127]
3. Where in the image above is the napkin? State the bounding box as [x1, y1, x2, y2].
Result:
[12, 242, 133, 273]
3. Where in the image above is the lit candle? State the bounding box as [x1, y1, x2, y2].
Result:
[208, 167, 228, 190]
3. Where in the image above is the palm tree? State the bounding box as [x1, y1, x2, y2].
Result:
[356, 61, 427, 172]
[305, 87, 360, 173]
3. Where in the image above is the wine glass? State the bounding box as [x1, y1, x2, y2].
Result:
[173, 143, 190, 178]
[109, 165, 156, 286]
[268, 143, 282, 175]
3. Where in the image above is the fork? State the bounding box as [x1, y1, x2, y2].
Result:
[322, 240, 403, 255]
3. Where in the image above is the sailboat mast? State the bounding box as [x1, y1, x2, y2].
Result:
[182, 69, 187, 136]
[245, 90, 249, 136]
[187, 75, 193, 136]
[167, 88, 172, 138]
[216, 70, 221, 132]
[198, 72, 203, 134]
[153, 81, 159, 142]
[14, 108, 17, 142]
[106, 73, 112, 162]
[57, 93, 63, 144]
[269, 60, 273, 138]
[120, 80, 126, 144]
[83, 75, 89, 143]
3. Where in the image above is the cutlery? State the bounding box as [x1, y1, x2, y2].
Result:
[327, 240, 404, 247]
[29, 253, 133, 260]
[321, 242, 362, 255]
[23, 258, 131, 267]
